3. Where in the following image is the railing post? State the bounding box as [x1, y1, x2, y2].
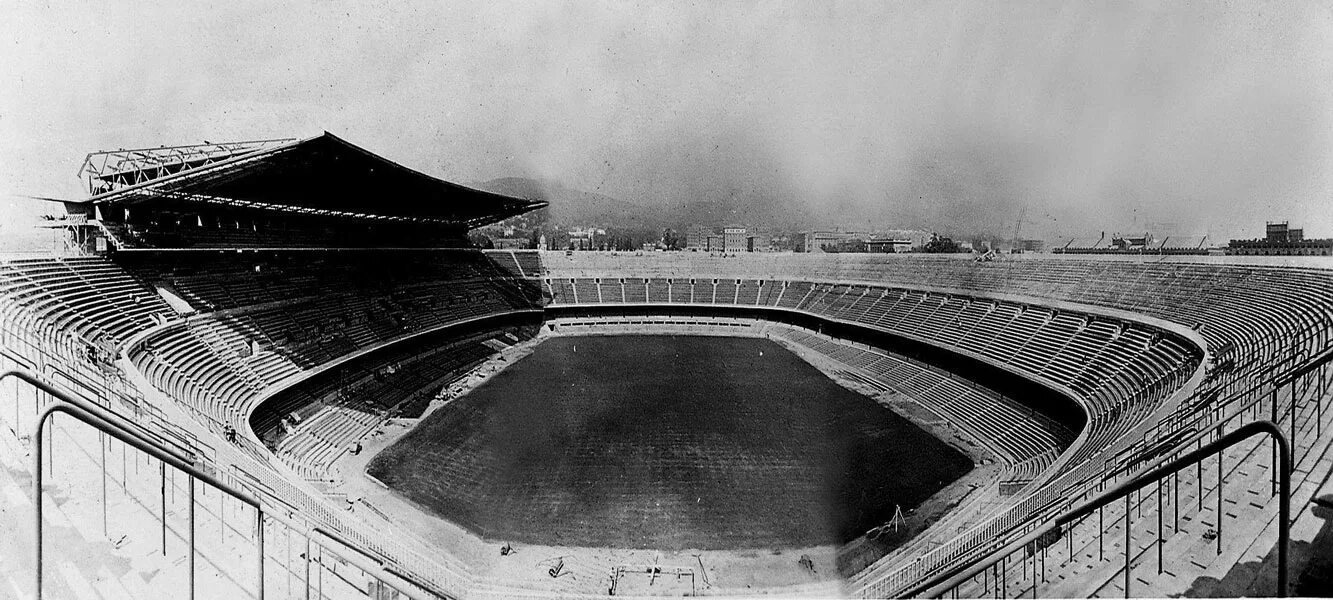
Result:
[1099, 506, 1104, 561]
[1289, 380, 1296, 454]
[47, 405, 54, 474]
[101, 431, 107, 537]
[33, 404, 46, 600]
[1066, 521, 1073, 565]
[305, 531, 312, 600]
[1157, 479, 1163, 575]
[188, 474, 196, 600]
[1173, 470, 1179, 533]
[13, 371, 19, 432]
[1030, 551, 1038, 598]
[1196, 438, 1203, 512]
[1217, 450, 1223, 556]
[1124, 495, 1131, 599]
[161, 460, 167, 556]
[257, 510, 265, 600]
[1276, 429, 1291, 598]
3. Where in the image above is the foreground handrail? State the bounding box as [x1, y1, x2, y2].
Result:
[904, 420, 1290, 598]
[4, 369, 436, 600]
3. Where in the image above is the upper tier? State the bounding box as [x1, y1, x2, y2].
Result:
[65, 133, 548, 250]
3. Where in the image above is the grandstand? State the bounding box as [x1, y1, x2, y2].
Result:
[0, 135, 1331, 600]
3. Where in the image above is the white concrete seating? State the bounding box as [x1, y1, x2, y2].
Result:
[546, 274, 1192, 485]
[771, 325, 1075, 475]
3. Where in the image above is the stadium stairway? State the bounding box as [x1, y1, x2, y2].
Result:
[940, 379, 1333, 598]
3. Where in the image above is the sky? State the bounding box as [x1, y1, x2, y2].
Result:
[2, 1, 1332, 241]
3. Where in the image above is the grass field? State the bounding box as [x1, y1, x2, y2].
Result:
[366, 334, 972, 550]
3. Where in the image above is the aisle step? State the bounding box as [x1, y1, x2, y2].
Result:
[57, 560, 102, 600]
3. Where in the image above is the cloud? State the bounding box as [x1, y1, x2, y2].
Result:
[2, 1, 1330, 241]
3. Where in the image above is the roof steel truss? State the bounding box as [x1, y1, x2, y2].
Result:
[78, 138, 296, 195]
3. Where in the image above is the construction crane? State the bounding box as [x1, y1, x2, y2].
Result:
[1010, 205, 1027, 253]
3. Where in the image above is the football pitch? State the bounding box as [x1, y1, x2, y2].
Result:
[366, 334, 972, 550]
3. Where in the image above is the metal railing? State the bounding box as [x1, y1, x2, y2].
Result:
[883, 330, 1333, 598]
[5, 368, 434, 600]
[852, 308, 1329, 597]
[904, 420, 1291, 598]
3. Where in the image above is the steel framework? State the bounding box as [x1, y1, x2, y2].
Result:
[78, 139, 296, 196]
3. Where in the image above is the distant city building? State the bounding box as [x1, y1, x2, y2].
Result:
[1014, 239, 1045, 253]
[1266, 221, 1304, 243]
[862, 237, 912, 253]
[564, 227, 608, 251]
[801, 230, 929, 253]
[685, 225, 713, 251]
[687, 226, 759, 252]
[1229, 220, 1331, 256]
[722, 227, 750, 253]
[766, 233, 800, 252]
[1110, 233, 1154, 252]
[566, 227, 605, 238]
[492, 237, 530, 250]
[801, 230, 860, 253]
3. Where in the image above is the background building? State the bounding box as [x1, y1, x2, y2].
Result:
[1266, 221, 1305, 243]
[801, 230, 930, 253]
[722, 227, 750, 253]
[1229, 220, 1331, 255]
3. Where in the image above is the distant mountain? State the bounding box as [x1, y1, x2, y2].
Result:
[473, 177, 816, 233]
[666, 195, 814, 231]
[471, 178, 662, 229]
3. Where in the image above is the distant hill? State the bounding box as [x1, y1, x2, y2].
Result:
[472, 177, 813, 232]
[471, 178, 662, 229]
[668, 195, 813, 231]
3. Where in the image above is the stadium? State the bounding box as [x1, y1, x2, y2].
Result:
[0, 130, 1330, 600]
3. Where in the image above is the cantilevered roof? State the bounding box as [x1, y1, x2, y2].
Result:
[73, 132, 547, 229]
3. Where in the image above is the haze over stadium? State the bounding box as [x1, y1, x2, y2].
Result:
[3, 1, 1332, 242]
[2, 3, 1333, 600]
